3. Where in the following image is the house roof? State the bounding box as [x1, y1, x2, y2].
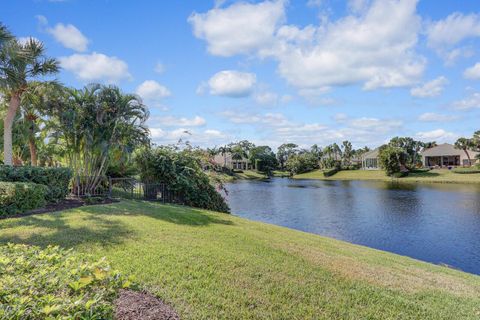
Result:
[361, 148, 379, 159]
[420, 143, 478, 157]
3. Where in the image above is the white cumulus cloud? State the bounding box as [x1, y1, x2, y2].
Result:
[418, 113, 459, 122]
[410, 76, 448, 98]
[415, 129, 458, 142]
[47, 23, 89, 52]
[452, 92, 480, 110]
[148, 115, 206, 127]
[463, 63, 480, 80]
[188, 0, 285, 56]
[205, 70, 256, 97]
[136, 80, 171, 102]
[191, 0, 425, 91]
[60, 52, 131, 83]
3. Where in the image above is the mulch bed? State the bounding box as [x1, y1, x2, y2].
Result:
[115, 289, 180, 320]
[0, 197, 119, 220]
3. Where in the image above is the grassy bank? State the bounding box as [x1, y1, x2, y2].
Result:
[1, 200, 480, 319]
[295, 169, 480, 184]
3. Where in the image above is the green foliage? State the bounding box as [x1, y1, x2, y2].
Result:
[136, 147, 230, 213]
[323, 168, 339, 177]
[0, 181, 47, 215]
[249, 146, 278, 174]
[0, 243, 133, 319]
[0, 166, 72, 202]
[285, 152, 319, 174]
[378, 146, 407, 176]
[44, 84, 149, 193]
[452, 168, 480, 174]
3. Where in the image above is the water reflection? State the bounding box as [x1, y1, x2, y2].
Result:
[225, 178, 480, 275]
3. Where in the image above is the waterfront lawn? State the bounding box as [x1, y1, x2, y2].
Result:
[295, 169, 480, 184]
[1, 200, 480, 319]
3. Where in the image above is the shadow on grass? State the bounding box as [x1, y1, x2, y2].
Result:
[0, 209, 133, 248]
[80, 200, 234, 226]
[0, 200, 234, 248]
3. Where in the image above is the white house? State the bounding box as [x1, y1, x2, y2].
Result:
[421, 143, 479, 168]
[212, 152, 251, 170]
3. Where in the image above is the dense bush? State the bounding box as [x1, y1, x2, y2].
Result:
[452, 168, 480, 174]
[0, 182, 47, 215]
[0, 166, 72, 202]
[285, 152, 319, 174]
[323, 168, 339, 177]
[136, 147, 230, 213]
[0, 243, 133, 319]
[378, 146, 407, 176]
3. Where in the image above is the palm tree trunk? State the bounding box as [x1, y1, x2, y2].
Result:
[464, 149, 472, 166]
[28, 137, 37, 166]
[4, 94, 20, 166]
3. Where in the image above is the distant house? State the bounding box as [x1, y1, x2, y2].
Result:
[421, 143, 479, 168]
[212, 152, 251, 170]
[361, 149, 380, 170]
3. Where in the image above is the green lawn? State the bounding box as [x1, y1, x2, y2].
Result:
[295, 169, 480, 184]
[1, 201, 480, 319]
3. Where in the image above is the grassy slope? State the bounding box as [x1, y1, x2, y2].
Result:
[211, 170, 290, 183]
[295, 169, 480, 184]
[1, 201, 480, 319]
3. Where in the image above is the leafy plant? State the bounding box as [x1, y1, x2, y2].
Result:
[378, 146, 407, 176]
[0, 181, 47, 215]
[136, 146, 230, 213]
[286, 152, 319, 174]
[0, 166, 72, 202]
[0, 243, 134, 319]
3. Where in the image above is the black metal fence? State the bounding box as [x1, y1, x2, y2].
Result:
[109, 177, 184, 203]
[70, 176, 184, 204]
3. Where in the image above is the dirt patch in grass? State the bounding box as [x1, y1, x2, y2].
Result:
[115, 289, 179, 320]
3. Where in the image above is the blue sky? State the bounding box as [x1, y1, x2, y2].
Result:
[3, 0, 480, 149]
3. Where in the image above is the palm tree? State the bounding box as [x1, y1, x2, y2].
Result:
[454, 138, 473, 166]
[0, 37, 59, 165]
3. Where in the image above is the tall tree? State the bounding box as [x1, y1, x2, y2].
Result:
[277, 143, 298, 169]
[0, 37, 58, 165]
[454, 137, 474, 166]
[341, 140, 353, 166]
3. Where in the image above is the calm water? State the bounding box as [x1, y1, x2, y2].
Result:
[225, 178, 480, 275]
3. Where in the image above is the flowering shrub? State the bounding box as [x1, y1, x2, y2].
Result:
[0, 244, 135, 319]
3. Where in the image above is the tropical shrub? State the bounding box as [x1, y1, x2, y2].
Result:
[378, 146, 407, 176]
[136, 147, 230, 213]
[0, 243, 134, 319]
[0, 182, 47, 215]
[0, 166, 72, 202]
[285, 152, 319, 174]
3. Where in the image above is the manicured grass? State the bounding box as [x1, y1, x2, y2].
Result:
[295, 169, 480, 184]
[1, 201, 480, 319]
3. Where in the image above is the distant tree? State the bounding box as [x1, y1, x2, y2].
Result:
[249, 146, 277, 175]
[285, 152, 319, 174]
[277, 143, 298, 169]
[378, 146, 407, 176]
[454, 137, 474, 166]
[341, 140, 353, 166]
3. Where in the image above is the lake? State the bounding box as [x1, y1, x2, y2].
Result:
[225, 178, 480, 275]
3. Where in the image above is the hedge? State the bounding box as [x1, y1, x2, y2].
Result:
[0, 166, 72, 202]
[0, 243, 134, 319]
[0, 182, 47, 216]
[323, 168, 339, 177]
[452, 168, 480, 174]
